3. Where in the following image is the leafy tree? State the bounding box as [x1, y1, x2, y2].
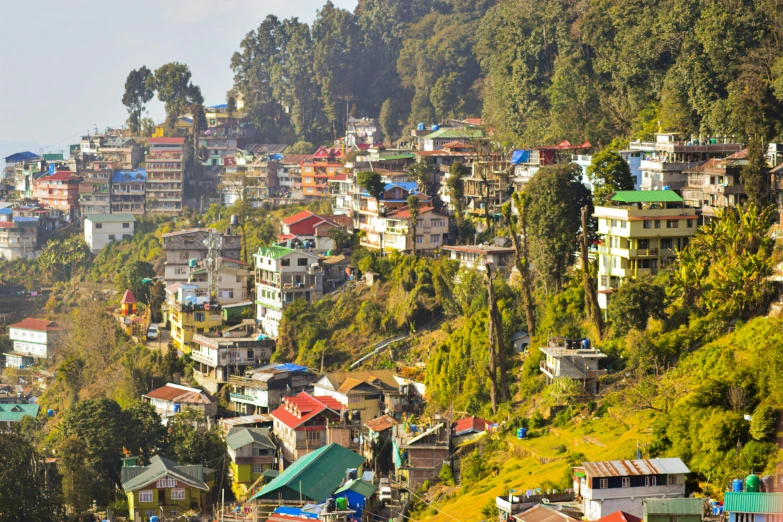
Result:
[124, 400, 167, 462]
[525, 164, 592, 292]
[750, 404, 776, 441]
[407, 195, 420, 256]
[379, 98, 399, 144]
[37, 235, 90, 282]
[165, 410, 228, 491]
[447, 162, 467, 241]
[608, 279, 666, 337]
[0, 432, 61, 522]
[57, 436, 93, 516]
[357, 171, 386, 206]
[742, 137, 770, 208]
[122, 66, 155, 135]
[587, 149, 635, 206]
[288, 141, 316, 154]
[326, 227, 349, 253]
[148, 62, 204, 128]
[114, 261, 156, 305]
[406, 161, 431, 195]
[438, 463, 455, 486]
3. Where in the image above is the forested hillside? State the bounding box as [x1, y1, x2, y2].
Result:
[230, 0, 783, 148]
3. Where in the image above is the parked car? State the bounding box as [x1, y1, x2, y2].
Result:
[379, 478, 392, 502]
[146, 324, 159, 340]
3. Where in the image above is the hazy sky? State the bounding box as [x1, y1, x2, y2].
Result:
[0, 0, 356, 159]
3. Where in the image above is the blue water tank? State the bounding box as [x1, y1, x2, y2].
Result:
[732, 479, 744, 492]
[174, 404, 181, 413]
[150, 517, 159, 522]
[432, 124, 440, 131]
[582, 338, 590, 350]
[47, 409, 55, 417]
[662, 185, 671, 191]
[517, 427, 527, 439]
[417, 122, 425, 131]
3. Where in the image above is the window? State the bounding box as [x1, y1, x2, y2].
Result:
[195, 312, 205, 322]
[431, 234, 440, 243]
[600, 276, 607, 287]
[620, 220, 627, 228]
[253, 464, 265, 473]
[179, 252, 189, 261]
[297, 258, 307, 266]
[661, 238, 673, 250]
[687, 219, 694, 228]
[667, 220, 679, 229]
[306, 431, 321, 441]
[622, 477, 630, 488]
[643, 220, 652, 229]
[668, 475, 677, 485]
[146, 510, 157, 517]
[157, 477, 177, 488]
[600, 479, 608, 489]
[415, 235, 423, 244]
[654, 220, 661, 229]
[122, 222, 130, 229]
[174, 266, 187, 275]
[281, 258, 290, 266]
[140, 490, 153, 503]
[95, 223, 103, 229]
[171, 488, 186, 500]
[638, 239, 650, 249]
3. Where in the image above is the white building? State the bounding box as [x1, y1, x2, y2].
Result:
[8, 318, 60, 362]
[254, 246, 323, 338]
[142, 383, 218, 426]
[574, 458, 690, 520]
[539, 336, 607, 394]
[441, 245, 516, 275]
[84, 213, 136, 253]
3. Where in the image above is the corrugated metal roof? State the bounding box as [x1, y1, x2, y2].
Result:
[724, 492, 783, 514]
[610, 190, 683, 203]
[0, 403, 39, 422]
[644, 498, 703, 515]
[334, 478, 378, 498]
[581, 458, 690, 477]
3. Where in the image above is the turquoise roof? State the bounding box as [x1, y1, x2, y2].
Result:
[724, 492, 783, 514]
[226, 427, 275, 451]
[0, 403, 39, 422]
[333, 478, 377, 498]
[255, 245, 294, 259]
[423, 128, 484, 140]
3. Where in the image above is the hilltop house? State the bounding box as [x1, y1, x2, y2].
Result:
[121, 455, 213, 521]
[394, 420, 451, 489]
[573, 458, 690, 520]
[84, 213, 135, 253]
[278, 210, 351, 250]
[539, 337, 608, 394]
[166, 284, 224, 353]
[5, 318, 60, 368]
[227, 427, 277, 500]
[110, 168, 146, 215]
[270, 392, 345, 463]
[0, 403, 40, 430]
[0, 211, 38, 261]
[162, 227, 241, 283]
[142, 383, 217, 426]
[442, 245, 516, 275]
[33, 171, 80, 221]
[146, 137, 187, 215]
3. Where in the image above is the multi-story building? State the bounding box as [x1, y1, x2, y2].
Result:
[162, 228, 241, 283]
[345, 116, 383, 147]
[509, 141, 593, 189]
[97, 137, 143, 170]
[539, 336, 607, 394]
[32, 171, 80, 221]
[166, 284, 224, 353]
[358, 182, 421, 248]
[301, 156, 344, 199]
[227, 427, 276, 500]
[142, 382, 218, 425]
[279, 154, 308, 194]
[382, 205, 449, 253]
[463, 158, 513, 216]
[6, 318, 60, 367]
[594, 191, 697, 309]
[190, 323, 275, 393]
[278, 210, 351, 250]
[442, 245, 516, 275]
[78, 169, 112, 217]
[3, 152, 44, 197]
[111, 169, 146, 216]
[681, 149, 749, 219]
[573, 458, 690, 520]
[638, 133, 743, 192]
[422, 127, 484, 151]
[84, 214, 135, 253]
[146, 137, 186, 215]
[621, 140, 657, 190]
[0, 211, 38, 261]
[184, 258, 250, 305]
[270, 392, 345, 464]
[228, 363, 318, 416]
[329, 172, 356, 217]
[254, 245, 323, 338]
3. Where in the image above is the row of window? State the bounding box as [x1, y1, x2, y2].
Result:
[94, 222, 131, 229]
[643, 219, 694, 229]
[139, 488, 185, 502]
[597, 474, 676, 488]
[414, 235, 441, 244]
[281, 258, 309, 267]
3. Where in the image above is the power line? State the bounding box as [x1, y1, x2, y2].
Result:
[386, 475, 462, 522]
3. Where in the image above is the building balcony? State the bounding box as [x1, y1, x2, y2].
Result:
[539, 360, 555, 379]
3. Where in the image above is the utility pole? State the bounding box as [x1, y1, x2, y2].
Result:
[581, 206, 603, 338]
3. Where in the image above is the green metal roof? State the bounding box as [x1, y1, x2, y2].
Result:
[85, 213, 137, 223]
[334, 478, 378, 498]
[255, 245, 294, 259]
[644, 498, 703, 515]
[226, 427, 275, 451]
[424, 128, 484, 140]
[251, 443, 365, 502]
[610, 190, 683, 203]
[724, 492, 783, 514]
[121, 455, 210, 492]
[0, 403, 39, 422]
[43, 153, 64, 161]
[377, 154, 415, 161]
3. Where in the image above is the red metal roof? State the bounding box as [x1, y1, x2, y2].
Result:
[598, 512, 642, 522]
[386, 206, 436, 219]
[121, 290, 137, 304]
[40, 171, 78, 182]
[144, 383, 214, 405]
[0, 222, 15, 228]
[365, 415, 398, 433]
[270, 392, 342, 429]
[9, 318, 59, 332]
[148, 137, 185, 144]
[453, 416, 490, 434]
[282, 210, 318, 226]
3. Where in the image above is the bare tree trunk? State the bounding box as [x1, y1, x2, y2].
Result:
[507, 194, 536, 337]
[581, 206, 603, 338]
[485, 264, 505, 411]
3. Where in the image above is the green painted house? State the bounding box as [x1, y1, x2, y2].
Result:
[251, 443, 364, 503]
[121, 455, 214, 521]
[644, 498, 703, 522]
[227, 427, 276, 500]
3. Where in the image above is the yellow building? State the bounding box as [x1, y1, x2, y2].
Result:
[594, 190, 697, 309]
[121, 455, 213, 521]
[226, 427, 277, 500]
[167, 284, 223, 353]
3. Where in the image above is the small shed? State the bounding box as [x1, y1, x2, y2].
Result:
[644, 498, 703, 522]
[333, 478, 378, 520]
[120, 290, 137, 316]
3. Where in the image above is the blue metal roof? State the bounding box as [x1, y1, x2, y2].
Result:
[111, 169, 147, 183]
[209, 103, 228, 109]
[511, 150, 531, 165]
[4, 151, 40, 163]
[386, 181, 418, 191]
[0, 208, 12, 215]
[273, 507, 319, 519]
[275, 363, 309, 372]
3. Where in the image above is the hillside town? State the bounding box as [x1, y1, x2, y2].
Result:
[3, 1, 783, 522]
